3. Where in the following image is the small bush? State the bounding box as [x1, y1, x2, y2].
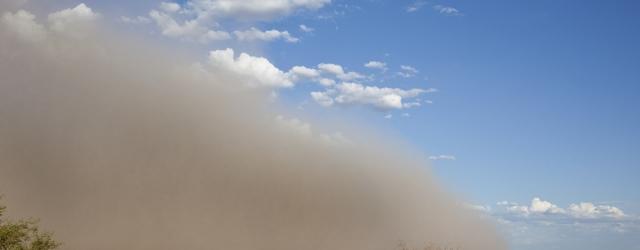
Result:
[0, 199, 60, 250]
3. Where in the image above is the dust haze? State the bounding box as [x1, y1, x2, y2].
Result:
[0, 5, 506, 250]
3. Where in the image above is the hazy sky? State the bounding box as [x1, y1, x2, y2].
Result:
[3, 0, 639, 249]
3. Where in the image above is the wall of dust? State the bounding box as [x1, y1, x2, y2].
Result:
[0, 6, 506, 250]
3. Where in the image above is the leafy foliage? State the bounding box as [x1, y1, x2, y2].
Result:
[0, 200, 60, 250]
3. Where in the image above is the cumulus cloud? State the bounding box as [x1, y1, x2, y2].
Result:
[160, 2, 181, 13]
[285, 66, 338, 87]
[47, 3, 99, 33]
[183, 0, 331, 21]
[311, 82, 426, 110]
[486, 197, 640, 244]
[202, 50, 373, 90]
[310, 91, 335, 107]
[318, 63, 365, 81]
[429, 155, 456, 161]
[234, 27, 299, 43]
[497, 197, 629, 221]
[2, 10, 46, 42]
[364, 61, 387, 71]
[433, 5, 462, 16]
[141, 0, 329, 43]
[568, 202, 626, 219]
[500, 198, 565, 216]
[2, 3, 100, 42]
[149, 9, 230, 43]
[316, 78, 336, 87]
[120, 16, 151, 24]
[208, 48, 293, 88]
[288, 66, 320, 79]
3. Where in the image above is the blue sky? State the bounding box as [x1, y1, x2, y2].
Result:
[4, 0, 639, 249]
[263, 0, 640, 216]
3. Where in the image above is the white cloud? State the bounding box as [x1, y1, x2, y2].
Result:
[429, 155, 456, 161]
[2, 10, 46, 43]
[184, 0, 331, 21]
[530, 197, 565, 214]
[402, 102, 421, 108]
[317, 63, 343, 75]
[500, 198, 565, 216]
[568, 202, 626, 219]
[310, 82, 425, 110]
[498, 197, 628, 220]
[400, 65, 418, 73]
[286, 66, 337, 87]
[149, 9, 230, 43]
[3, 3, 101, 42]
[310, 91, 335, 107]
[160, 2, 181, 13]
[47, 3, 99, 33]
[316, 78, 336, 87]
[406, 0, 427, 13]
[299, 24, 314, 33]
[487, 199, 640, 246]
[144, 1, 329, 42]
[364, 61, 387, 71]
[489, 197, 640, 241]
[288, 66, 320, 79]
[398, 65, 419, 78]
[433, 5, 462, 16]
[317, 63, 365, 81]
[208, 48, 293, 88]
[120, 16, 151, 24]
[234, 27, 299, 43]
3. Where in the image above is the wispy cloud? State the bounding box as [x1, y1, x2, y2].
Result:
[406, 0, 428, 13]
[234, 27, 299, 43]
[433, 5, 463, 16]
[142, 0, 331, 43]
[397, 65, 419, 78]
[429, 155, 456, 161]
[299, 24, 314, 33]
[364, 60, 388, 71]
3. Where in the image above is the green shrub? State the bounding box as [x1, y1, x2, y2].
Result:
[0, 199, 60, 250]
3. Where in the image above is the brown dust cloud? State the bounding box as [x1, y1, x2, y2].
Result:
[0, 3, 506, 250]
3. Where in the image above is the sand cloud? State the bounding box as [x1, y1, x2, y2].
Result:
[0, 3, 505, 250]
